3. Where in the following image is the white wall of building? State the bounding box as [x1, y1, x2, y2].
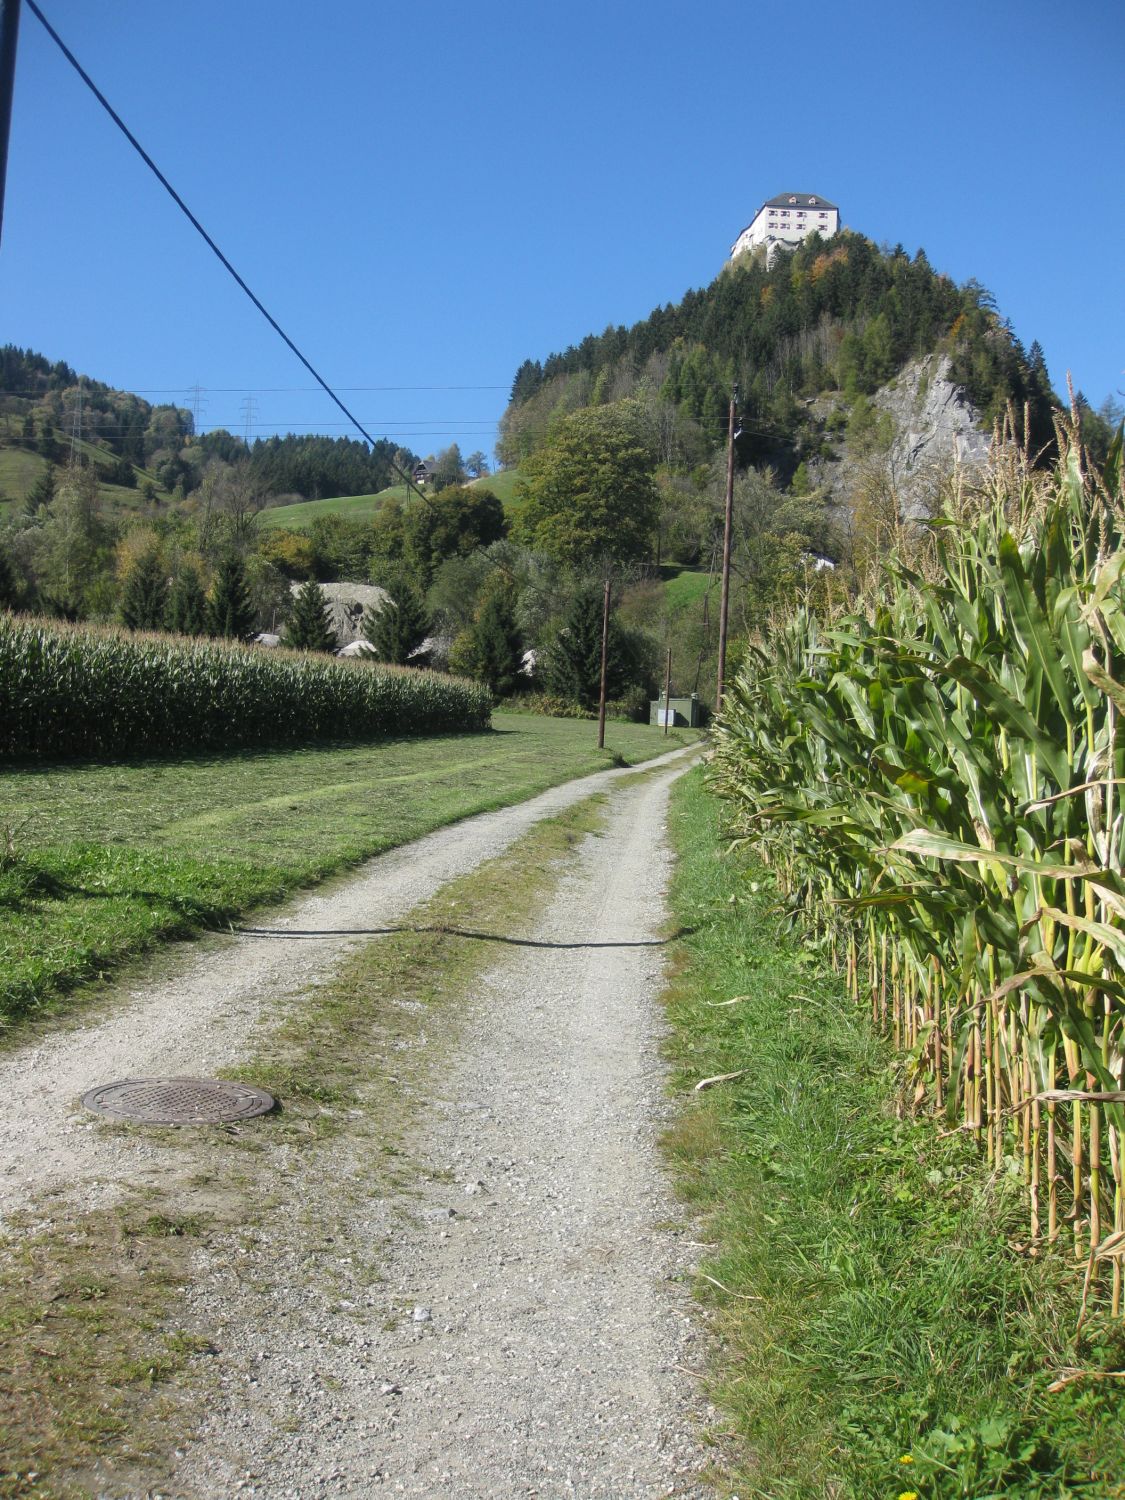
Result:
[730, 196, 839, 261]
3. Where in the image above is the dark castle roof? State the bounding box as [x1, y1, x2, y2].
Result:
[761, 193, 838, 210]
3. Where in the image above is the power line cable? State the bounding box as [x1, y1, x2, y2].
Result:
[24, 0, 435, 504]
[24, 2, 571, 611]
[0, 386, 508, 396]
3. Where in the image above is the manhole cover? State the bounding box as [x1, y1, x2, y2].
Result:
[81, 1077, 275, 1125]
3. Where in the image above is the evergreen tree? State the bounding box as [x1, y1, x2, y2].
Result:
[165, 564, 208, 636]
[0, 546, 18, 610]
[283, 578, 337, 651]
[362, 577, 429, 664]
[119, 546, 169, 630]
[25, 463, 56, 514]
[464, 587, 523, 697]
[543, 587, 629, 708]
[205, 553, 255, 640]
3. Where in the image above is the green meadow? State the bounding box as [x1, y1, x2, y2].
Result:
[0, 712, 696, 1027]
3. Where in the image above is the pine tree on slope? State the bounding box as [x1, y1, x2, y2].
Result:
[206, 553, 255, 640]
[283, 578, 337, 652]
[119, 546, 170, 631]
[165, 564, 208, 636]
[362, 578, 429, 665]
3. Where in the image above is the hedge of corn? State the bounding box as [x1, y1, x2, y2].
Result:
[711, 422, 1125, 1318]
[0, 618, 491, 758]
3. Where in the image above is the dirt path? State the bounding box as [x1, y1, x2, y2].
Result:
[0, 746, 694, 1227]
[173, 762, 712, 1498]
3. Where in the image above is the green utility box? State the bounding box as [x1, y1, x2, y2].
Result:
[650, 693, 702, 728]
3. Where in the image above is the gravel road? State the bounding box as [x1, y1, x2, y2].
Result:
[0, 746, 694, 1227]
[3, 749, 716, 1497]
[174, 758, 713, 1498]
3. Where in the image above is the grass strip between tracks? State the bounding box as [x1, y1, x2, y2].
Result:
[0, 789, 611, 1499]
[662, 767, 1125, 1500]
[0, 712, 696, 1029]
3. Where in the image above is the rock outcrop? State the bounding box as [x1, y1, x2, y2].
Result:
[811, 354, 992, 524]
[288, 580, 390, 646]
[875, 354, 992, 518]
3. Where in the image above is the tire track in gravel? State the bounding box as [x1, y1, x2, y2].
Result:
[0, 746, 696, 1228]
[172, 759, 714, 1499]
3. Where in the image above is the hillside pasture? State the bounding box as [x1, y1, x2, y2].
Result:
[258, 482, 408, 530]
[661, 565, 713, 612]
[259, 470, 523, 531]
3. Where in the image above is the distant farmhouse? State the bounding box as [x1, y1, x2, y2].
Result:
[730, 193, 839, 266]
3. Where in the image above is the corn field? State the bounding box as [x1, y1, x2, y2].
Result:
[0, 618, 491, 759]
[711, 419, 1125, 1317]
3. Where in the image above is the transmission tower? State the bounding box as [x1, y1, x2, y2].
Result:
[240, 394, 258, 446]
[187, 383, 207, 433]
[68, 374, 84, 462]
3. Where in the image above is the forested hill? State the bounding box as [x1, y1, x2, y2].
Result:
[499, 231, 1059, 472]
[0, 346, 409, 502]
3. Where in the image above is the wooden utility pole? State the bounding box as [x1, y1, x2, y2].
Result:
[663, 645, 672, 736]
[0, 0, 21, 249]
[715, 386, 738, 713]
[597, 577, 611, 750]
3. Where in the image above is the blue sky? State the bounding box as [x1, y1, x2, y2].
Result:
[1, 0, 1122, 462]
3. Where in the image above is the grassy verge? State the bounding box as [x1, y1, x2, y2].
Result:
[0, 713, 695, 1027]
[0, 792, 609, 1499]
[662, 768, 1125, 1500]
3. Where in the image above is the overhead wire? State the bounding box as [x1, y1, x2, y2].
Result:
[23, 0, 437, 506]
[23, 1, 571, 610]
[0, 387, 509, 396]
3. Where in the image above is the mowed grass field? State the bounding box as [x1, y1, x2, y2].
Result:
[259, 469, 523, 531]
[0, 712, 697, 1027]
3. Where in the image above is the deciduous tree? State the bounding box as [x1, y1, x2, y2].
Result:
[513, 400, 658, 570]
[404, 485, 507, 588]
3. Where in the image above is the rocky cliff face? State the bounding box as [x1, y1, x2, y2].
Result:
[811, 354, 992, 524]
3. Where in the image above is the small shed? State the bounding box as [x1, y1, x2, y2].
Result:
[650, 693, 702, 728]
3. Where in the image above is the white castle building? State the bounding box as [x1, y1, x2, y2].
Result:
[730, 193, 839, 264]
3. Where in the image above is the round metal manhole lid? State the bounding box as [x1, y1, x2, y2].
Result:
[81, 1077, 275, 1125]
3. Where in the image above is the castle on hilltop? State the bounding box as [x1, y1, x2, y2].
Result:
[730, 193, 839, 265]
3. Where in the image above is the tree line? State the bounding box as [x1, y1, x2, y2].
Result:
[501, 232, 1069, 471]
